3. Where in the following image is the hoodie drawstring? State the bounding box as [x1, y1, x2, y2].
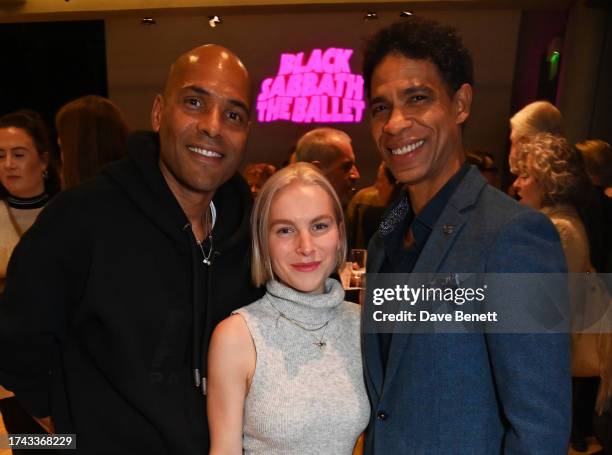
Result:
[183, 223, 205, 394]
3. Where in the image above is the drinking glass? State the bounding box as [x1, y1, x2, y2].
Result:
[349, 249, 367, 288]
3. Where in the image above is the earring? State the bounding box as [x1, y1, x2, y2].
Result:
[43, 170, 49, 179]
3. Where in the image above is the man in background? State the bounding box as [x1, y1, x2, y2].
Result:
[295, 127, 360, 208]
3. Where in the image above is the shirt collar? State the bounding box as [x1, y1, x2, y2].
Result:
[379, 162, 471, 241]
[415, 162, 471, 229]
[5, 192, 50, 210]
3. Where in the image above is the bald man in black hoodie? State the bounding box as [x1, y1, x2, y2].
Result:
[0, 44, 263, 454]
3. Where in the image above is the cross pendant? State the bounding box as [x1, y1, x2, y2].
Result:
[203, 258, 211, 265]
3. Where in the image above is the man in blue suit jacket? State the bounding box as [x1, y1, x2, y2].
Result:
[361, 18, 571, 454]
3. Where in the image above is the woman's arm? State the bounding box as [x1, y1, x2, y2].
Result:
[207, 313, 256, 455]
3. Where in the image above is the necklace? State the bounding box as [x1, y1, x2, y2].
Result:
[196, 205, 214, 265]
[196, 237, 213, 265]
[267, 300, 329, 348]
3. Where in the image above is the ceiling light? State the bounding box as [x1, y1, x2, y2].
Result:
[140, 17, 156, 25]
[364, 11, 378, 21]
[400, 11, 413, 17]
[208, 15, 223, 28]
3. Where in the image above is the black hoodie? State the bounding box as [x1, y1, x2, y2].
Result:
[0, 132, 263, 454]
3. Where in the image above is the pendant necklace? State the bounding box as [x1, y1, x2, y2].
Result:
[267, 300, 329, 348]
[196, 204, 214, 265]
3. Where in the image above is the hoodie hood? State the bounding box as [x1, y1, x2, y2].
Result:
[103, 131, 253, 250]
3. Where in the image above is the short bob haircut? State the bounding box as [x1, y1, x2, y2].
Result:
[0, 110, 61, 199]
[510, 101, 563, 140]
[515, 132, 590, 208]
[251, 162, 347, 287]
[576, 139, 612, 188]
[56, 95, 129, 189]
[362, 17, 474, 98]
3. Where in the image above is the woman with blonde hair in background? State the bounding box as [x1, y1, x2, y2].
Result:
[513, 133, 611, 453]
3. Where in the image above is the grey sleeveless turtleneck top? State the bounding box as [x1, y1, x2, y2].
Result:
[233, 278, 370, 454]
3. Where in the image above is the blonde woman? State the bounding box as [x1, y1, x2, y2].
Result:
[513, 133, 610, 452]
[512, 133, 590, 270]
[207, 163, 369, 454]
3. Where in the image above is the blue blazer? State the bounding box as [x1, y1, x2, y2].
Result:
[363, 167, 571, 454]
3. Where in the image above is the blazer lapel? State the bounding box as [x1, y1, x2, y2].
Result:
[363, 233, 386, 398]
[381, 167, 486, 392]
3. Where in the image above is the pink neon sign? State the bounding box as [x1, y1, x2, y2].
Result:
[257, 48, 365, 123]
